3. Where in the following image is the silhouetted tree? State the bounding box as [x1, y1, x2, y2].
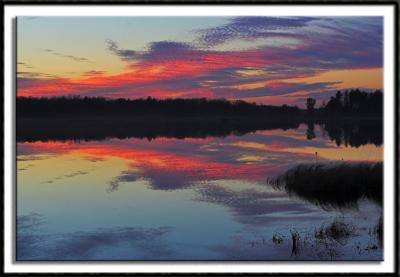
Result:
[321, 89, 382, 115]
[306, 98, 316, 113]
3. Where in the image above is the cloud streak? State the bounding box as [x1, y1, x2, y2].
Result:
[42, 48, 92, 63]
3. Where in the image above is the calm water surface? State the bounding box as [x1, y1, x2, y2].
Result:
[17, 124, 382, 260]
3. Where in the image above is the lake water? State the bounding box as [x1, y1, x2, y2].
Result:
[16, 123, 383, 261]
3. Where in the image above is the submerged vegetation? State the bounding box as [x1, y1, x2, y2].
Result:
[314, 217, 356, 243]
[268, 217, 380, 260]
[272, 162, 383, 210]
[372, 217, 383, 247]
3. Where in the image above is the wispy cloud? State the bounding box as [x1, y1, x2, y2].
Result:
[196, 16, 315, 47]
[82, 70, 105, 77]
[105, 39, 137, 60]
[42, 48, 92, 63]
[18, 61, 34, 69]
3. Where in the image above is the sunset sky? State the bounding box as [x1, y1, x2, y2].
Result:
[17, 16, 383, 106]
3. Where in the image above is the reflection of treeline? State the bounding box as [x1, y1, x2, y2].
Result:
[272, 162, 383, 211]
[17, 96, 302, 117]
[307, 89, 383, 115]
[17, 116, 302, 142]
[306, 120, 382, 148]
[17, 117, 382, 145]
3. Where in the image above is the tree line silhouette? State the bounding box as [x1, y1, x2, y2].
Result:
[18, 89, 382, 117]
[307, 89, 383, 115]
[18, 96, 302, 117]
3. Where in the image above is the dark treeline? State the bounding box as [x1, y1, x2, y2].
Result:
[17, 89, 383, 117]
[17, 96, 302, 117]
[307, 89, 383, 115]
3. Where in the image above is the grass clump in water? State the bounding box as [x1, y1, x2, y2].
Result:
[272, 162, 382, 210]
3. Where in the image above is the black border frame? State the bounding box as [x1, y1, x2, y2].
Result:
[1, 0, 399, 275]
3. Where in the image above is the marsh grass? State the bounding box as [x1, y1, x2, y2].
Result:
[271, 217, 376, 259]
[290, 230, 301, 256]
[272, 233, 284, 244]
[272, 162, 382, 210]
[373, 217, 383, 247]
[314, 217, 356, 244]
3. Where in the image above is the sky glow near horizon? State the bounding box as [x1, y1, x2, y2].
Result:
[17, 16, 383, 106]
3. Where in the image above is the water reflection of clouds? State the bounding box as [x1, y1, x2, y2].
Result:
[108, 170, 142, 192]
[18, 213, 45, 231]
[17, 155, 53, 162]
[109, 129, 335, 158]
[17, 125, 382, 196]
[239, 132, 334, 149]
[41, 170, 90, 184]
[83, 156, 105, 163]
[16, 130, 347, 193]
[16, 127, 383, 261]
[209, 233, 291, 260]
[101, 131, 327, 192]
[107, 153, 279, 192]
[18, 163, 35, 171]
[17, 141, 75, 156]
[16, 127, 334, 166]
[17, 213, 48, 259]
[195, 184, 321, 225]
[17, 213, 173, 260]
